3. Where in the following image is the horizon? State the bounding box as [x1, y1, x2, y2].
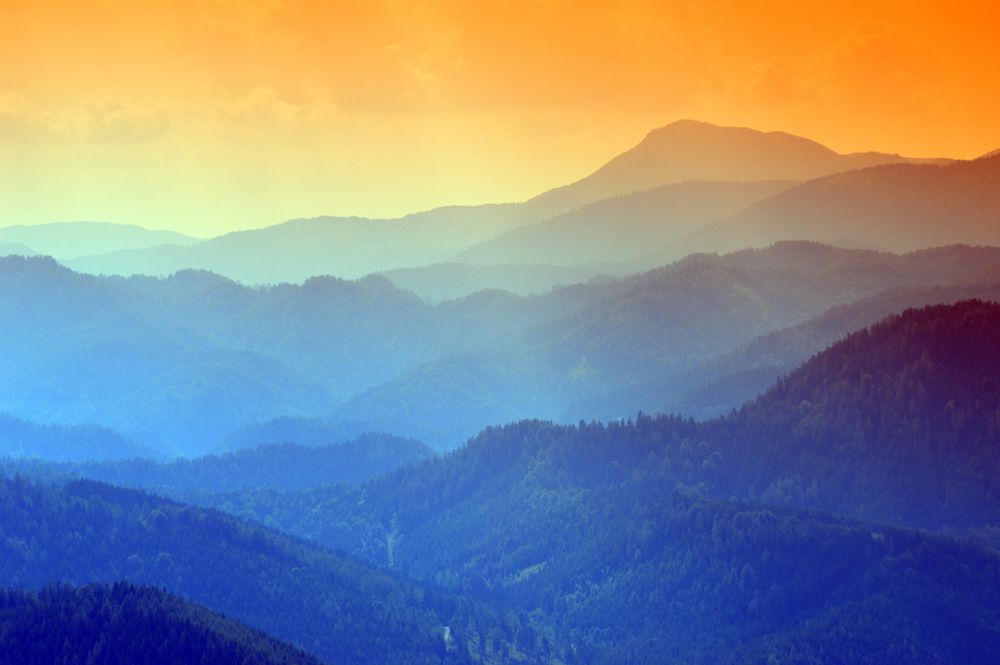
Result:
[2, 116, 991, 239]
[4, 0, 1000, 235]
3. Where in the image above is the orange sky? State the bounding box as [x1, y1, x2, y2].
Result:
[2, 0, 998, 236]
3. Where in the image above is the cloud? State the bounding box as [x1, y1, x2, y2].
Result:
[0, 93, 71, 141]
[744, 61, 822, 106]
[213, 86, 343, 140]
[85, 100, 172, 144]
[0, 94, 172, 144]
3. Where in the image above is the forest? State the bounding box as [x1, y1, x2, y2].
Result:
[4, 300, 1000, 663]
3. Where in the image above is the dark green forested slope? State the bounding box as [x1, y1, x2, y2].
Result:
[174, 301, 1000, 663]
[186, 426, 1000, 664]
[0, 582, 321, 665]
[0, 475, 544, 665]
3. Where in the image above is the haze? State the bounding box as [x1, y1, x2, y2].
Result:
[3, 0, 1000, 235]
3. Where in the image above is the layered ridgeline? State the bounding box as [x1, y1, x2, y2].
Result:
[0, 221, 198, 260]
[454, 180, 796, 270]
[505, 118, 948, 225]
[0, 254, 624, 454]
[54, 119, 942, 285]
[571, 268, 1000, 421]
[0, 475, 545, 664]
[0, 412, 153, 462]
[3, 244, 998, 455]
[3, 433, 433, 494]
[668, 152, 1000, 261]
[0, 583, 321, 665]
[107, 302, 1000, 664]
[333, 243, 1000, 446]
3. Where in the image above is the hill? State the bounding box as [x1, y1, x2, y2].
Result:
[67, 205, 523, 284]
[569, 272, 1000, 421]
[0, 412, 152, 462]
[457, 180, 795, 267]
[674, 153, 1000, 258]
[0, 221, 198, 260]
[0, 242, 36, 256]
[0, 583, 321, 665]
[0, 256, 620, 454]
[62, 121, 947, 285]
[381, 263, 613, 302]
[182, 304, 1000, 662]
[510, 119, 948, 224]
[717, 299, 1000, 529]
[0, 474, 541, 664]
[2, 433, 434, 494]
[332, 244, 1000, 446]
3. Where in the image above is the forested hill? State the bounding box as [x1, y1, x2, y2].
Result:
[2, 433, 434, 494]
[192, 300, 1000, 571]
[0, 475, 545, 664]
[720, 298, 1000, 528]
[0, 582, 322, 665]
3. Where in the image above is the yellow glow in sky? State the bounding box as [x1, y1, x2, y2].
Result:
[2, 0, 999, 236]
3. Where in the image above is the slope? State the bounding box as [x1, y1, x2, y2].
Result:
[674, 153, 1000, 258]
[0, 474, 543, 664]
[0, 582, 321, 665]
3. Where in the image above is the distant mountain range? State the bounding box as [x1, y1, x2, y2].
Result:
[2, 243, 999, 455]
[506, 118, 949, 225]
[456, 179, 796, 267]
[2, 119, 966, 289]
[669, 152, 1000, 259]
[0, 254, 622, 454]
[332, 243, 1000, 446]
[0, 221, 198, 259]
[3, 433, 434, 494]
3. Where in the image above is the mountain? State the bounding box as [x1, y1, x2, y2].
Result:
[5, 244, 997, 455]
[0, 474, 541, 664]
[220, 416, 373, 452]
[179, 303, 1000, 663]
[457, 180, 796, 267]
[2, 433, 434, 494]
[716, 299, 1000, 530]
[332, 243, 1000, 447]
[0, 221, 198, 260]
[0, 583, 322, 665]
[382, 263, 613, 302]
[68, 204, 523, 284]
[570, 266, 1000, 421]
[509, 119, 949, 224]
[0, 242, 36, 256]
[63, 121, 948, 285]
[0, 256, 623, 454]
[0, 412, 153, 462]
[9, 302, 1000, 664]
[672, 153, 1000, 259]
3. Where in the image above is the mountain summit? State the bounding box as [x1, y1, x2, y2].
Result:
[513, 119, 948, 222]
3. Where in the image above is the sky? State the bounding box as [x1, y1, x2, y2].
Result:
[2, 0, 999, 237]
